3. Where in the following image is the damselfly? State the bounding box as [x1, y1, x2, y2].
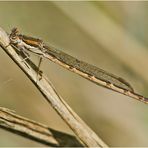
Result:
[8, 27, 148, 104]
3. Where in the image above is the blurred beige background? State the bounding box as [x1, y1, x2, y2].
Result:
[0, 1, 148, 147]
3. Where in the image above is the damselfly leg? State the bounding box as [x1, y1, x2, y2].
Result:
[36, 56, 43, 81]
[6, 42, 30, 69]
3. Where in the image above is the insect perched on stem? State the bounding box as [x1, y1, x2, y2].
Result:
[8, 27, 148, 104]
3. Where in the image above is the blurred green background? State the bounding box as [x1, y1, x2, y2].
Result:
[0, 1, 148, 146]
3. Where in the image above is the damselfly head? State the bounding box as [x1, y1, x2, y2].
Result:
[9, 27, 20, 44]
